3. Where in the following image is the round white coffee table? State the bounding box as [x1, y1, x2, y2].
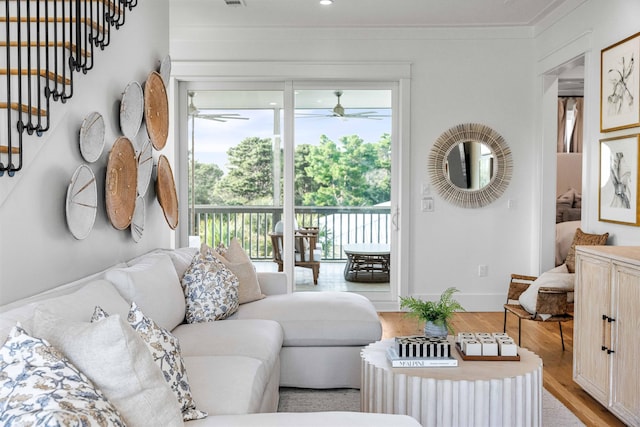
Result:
[361, 338, 543, 427]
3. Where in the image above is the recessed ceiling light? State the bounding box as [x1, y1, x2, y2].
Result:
[320, 0, 333, 5]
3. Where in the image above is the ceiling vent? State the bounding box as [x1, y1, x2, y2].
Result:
[224, 0, 246, 6]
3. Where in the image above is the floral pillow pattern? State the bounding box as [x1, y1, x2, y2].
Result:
[0, 324, 125, 427]
[181, 254, 239, 322]
[92, 304, 207, 421]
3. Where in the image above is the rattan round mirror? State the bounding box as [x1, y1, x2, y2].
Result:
[427, 123, 512, 208]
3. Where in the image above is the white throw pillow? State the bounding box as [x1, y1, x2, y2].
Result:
[518, 271, 575, 316]
[202, 239, 264, 304]
[165, 247, 200, 279]
[32, 308, 183, 427]
[39, 279, 131, 322]
[105, 252, 186, 331]
[93, 303, 207, 421]
[0, 323, 126, 427]
[181, 254, 239, 323]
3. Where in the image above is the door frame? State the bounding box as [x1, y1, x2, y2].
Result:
[171, 61, 411, 309]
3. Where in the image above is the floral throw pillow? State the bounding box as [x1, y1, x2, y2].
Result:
[181, 254, 239, 322]
[92, 304, 207, 421]
[0, 323, 125, 427]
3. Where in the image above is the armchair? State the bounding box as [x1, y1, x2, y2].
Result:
[503, 273, 573, 351]
[269, 228, 321, 284]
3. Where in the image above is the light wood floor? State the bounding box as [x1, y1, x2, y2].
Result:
[378, 312, 625, 427]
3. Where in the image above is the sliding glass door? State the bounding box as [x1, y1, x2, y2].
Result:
[292, 87, 393, 299]
[180, 81, 398, 304]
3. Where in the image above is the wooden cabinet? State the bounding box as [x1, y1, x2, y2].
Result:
[574, 246, 640, 426]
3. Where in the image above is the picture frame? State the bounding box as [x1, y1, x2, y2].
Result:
[601, 32, 640, 132]
[599, 134, 640, 225]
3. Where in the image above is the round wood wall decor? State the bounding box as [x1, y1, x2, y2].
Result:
[144, 71, 169, 151]
[105, 137, 138, 230]
[156, 154, 178, 229]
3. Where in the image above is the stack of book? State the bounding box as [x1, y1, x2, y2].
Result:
[386, 336, 458, 367]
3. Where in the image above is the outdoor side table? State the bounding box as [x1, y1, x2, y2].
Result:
[343, 243, 390, 282]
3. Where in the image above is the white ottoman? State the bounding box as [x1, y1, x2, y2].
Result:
[232, 292, 382, 388]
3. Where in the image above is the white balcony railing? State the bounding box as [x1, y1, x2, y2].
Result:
[193, 205, 391, 261]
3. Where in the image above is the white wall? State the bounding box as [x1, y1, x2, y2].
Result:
[535, 0, 640, 248]
[170, 0, 640, 310]
[0, 0, 171, 305]
[5, 1, 631, 310]
[170, 23, 538, 310]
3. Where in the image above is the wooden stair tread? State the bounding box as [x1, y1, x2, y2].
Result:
[0, 16, 105, 33]
[0, 146, 20, 154]
[0, 41, 92, 57]
[0, 68, 70, 85]
[0, 102, 47, 115]
[7, 0, 121, 14]
[2, 0, 138, 177]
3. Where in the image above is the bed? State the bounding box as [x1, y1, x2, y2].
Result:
[555, 153, 582, 265]
[556, 153, 582, 224]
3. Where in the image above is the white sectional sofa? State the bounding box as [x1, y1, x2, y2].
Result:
[0, 247, 419, 427]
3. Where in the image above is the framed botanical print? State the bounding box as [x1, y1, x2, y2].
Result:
[599, 134, 640, 225]
[601, 32, 640, 132]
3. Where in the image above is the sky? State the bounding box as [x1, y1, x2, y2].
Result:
[188, 108, 392, 171]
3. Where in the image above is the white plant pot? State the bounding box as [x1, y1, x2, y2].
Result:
[424, 321, 448, 338]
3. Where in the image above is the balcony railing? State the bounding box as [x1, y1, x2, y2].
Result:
[193, 205, 391, 261]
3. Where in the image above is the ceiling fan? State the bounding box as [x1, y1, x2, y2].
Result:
[188, 92, 249, 122]
[297, 90, 390, 120]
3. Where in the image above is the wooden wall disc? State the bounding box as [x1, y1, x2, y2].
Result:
[105, 137, 138, 230]
[144, 71, 169, 151]
[156, 154, 178, 229]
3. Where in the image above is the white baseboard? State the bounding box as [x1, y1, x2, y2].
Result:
[376, 293, 506, 313]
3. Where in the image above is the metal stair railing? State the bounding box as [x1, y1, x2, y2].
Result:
[0, 0, 138, 177]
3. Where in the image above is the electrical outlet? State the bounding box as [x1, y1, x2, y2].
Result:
[478, 265, 488, 277]
[422, 197, 434, 212]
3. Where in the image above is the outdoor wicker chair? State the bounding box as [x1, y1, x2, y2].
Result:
[270, 228, 321, 285]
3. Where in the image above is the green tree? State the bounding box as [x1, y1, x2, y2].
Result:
[301, 134, 390, 207]
[216, 136, 274, 205]
[364, 133, 391, 205]
[190, 161, 224, 205]
[294, 144, 319, 205]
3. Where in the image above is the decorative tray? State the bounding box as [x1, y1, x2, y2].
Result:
[159, 54, 171, 84]
[131, 195, 145, 243]
[136, 139, 153, 197]
[79, 111, 105, 163]
[455, 342, 520, 362]
[66, 164, 97, 240]
[120, 81, 144, 139]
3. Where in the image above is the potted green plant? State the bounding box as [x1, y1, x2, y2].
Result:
[400, 287, 465, 337]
